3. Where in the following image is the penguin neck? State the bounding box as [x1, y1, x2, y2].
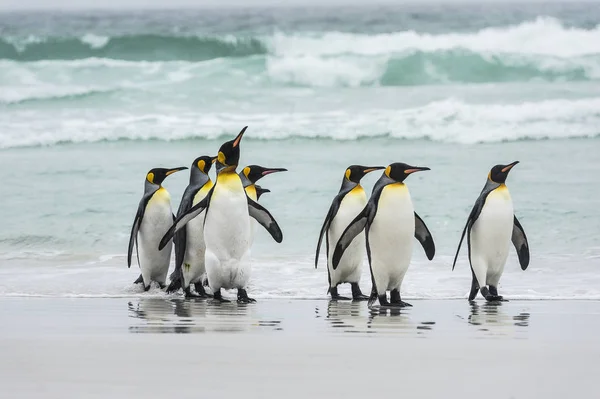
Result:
[372, 174, 397, 194]
[144, 180, 160, 195]
[189, 168, 210, 188]
[239, 172, 252, 188]
[339, 177, 358, 193]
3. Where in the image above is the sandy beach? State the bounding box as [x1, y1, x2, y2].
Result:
[1, 298, 598, 398]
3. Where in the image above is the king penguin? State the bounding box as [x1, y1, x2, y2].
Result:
[315, 165, 384, 301]
[332, 163, 435, 308]
[452, 161, 530, 302]
[127, 166, 187, 291]
[166, 155, 216, 298]
[159, 127, 284, 303]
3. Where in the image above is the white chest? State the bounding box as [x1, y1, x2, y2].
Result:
[204, 173, 250, 258]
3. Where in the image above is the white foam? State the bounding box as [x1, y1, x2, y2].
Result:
[1, 97, 599, 147]
[0, 253, 599, 300]
[80, 34, 110, 49]
[268, 17, 600, 58]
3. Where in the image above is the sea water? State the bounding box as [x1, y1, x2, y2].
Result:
[0, 4, 599, 299]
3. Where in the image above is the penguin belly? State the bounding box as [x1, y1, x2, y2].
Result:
[469, 186, 514, 288]
[181, 212, 206, 288]
[368, 184, 415, 295]
[181, 187, 212, 289]
[204, 177, 251, 291]
[327, 189, 367, 287]
[138, 189, 173, 287]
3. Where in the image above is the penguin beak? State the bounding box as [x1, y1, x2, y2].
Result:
[501, 161, 519, 173]
[232, 126, 247, 148]
[405, 166, 430, 175]
[211, 156, 218, 164]
[165, 167, 188, 176]
[363, 166, 385, 174]
[261, 167, 288, 176]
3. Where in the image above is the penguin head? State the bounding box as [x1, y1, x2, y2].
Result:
[146, 167, 188, 186]
[215, 126, 247, 173]
[241, 165, 288, 184]
[345, 165, 385, 183]
[489, 161, 519, 183]
[384, 163, 430, 182]
[192, 155, 216, 175]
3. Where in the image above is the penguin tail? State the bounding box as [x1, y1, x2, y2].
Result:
[133, 274, 144, 285]
[367, 287, 378, 308]
[166, 278, 182, 294]
[468, 270, 479, 301]
[166, 269, 182, 293]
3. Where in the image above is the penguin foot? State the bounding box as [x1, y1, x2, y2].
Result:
[390, 289, 411, 307]
[211, 290, 230, 303]
[143, 285, 150, 292]
[350, 283, 368, 301]
[352, 294, 370, 301]
[184, 288, 202, 299]
[329, 286, 351, 301]
[237, 289, 256, 303]
[133, 274, 144, 285]
[485, 295, 507, 302]
[194, 283, 213, 298]
[159, 283, 167, 290]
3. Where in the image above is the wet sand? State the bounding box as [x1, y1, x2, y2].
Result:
[1, 298, 598, 398]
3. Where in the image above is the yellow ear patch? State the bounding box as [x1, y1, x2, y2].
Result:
[243, 167, 251, 178]
[197, 160, 206, 172]
[147, 172, 154, 184]
[218, 151, 226, 165]
[385, 166, 391, 177]
[345, 169, 351, 180]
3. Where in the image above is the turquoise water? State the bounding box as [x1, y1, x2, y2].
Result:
[0, 4, 599, 298]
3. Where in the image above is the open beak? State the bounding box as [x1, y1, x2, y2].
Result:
[405, 166, 431, 175]
[501, 161, 519, 173]
[233, 126, 247, 148]
[363, 166, 385, 174]
[165, 166, 188, 176]
[261, 167, 288, 176]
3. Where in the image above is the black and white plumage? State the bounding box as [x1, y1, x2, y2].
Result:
[453, 161, 529, 302]
[332, 163, 435, 309]
[128, 166, 187, 291]
[315, 165, 384, 300]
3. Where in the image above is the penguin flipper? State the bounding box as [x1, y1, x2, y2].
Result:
[127, 193, 153, 268]
[512, 216, 530, 270]
[173, 188, 196, 276]
[414, 212, 435, 260]
[158, 190, 212, 251]
[452, 182, 499, 270]
[332, 205, 370, 270]
[247, 197, 283, 243]
[315, 194, 344, 269]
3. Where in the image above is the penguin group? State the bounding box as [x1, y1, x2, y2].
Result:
[127, 126, 530, 306]
[317, 161, 529, 307]
[127, 127, 286, 302]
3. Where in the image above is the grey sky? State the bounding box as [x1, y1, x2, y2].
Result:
[1, 0, 592, 11]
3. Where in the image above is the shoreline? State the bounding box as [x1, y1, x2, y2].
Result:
[1, 298, 598, 398]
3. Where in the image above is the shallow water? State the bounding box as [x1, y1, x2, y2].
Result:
[1, 4, 599, 299]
